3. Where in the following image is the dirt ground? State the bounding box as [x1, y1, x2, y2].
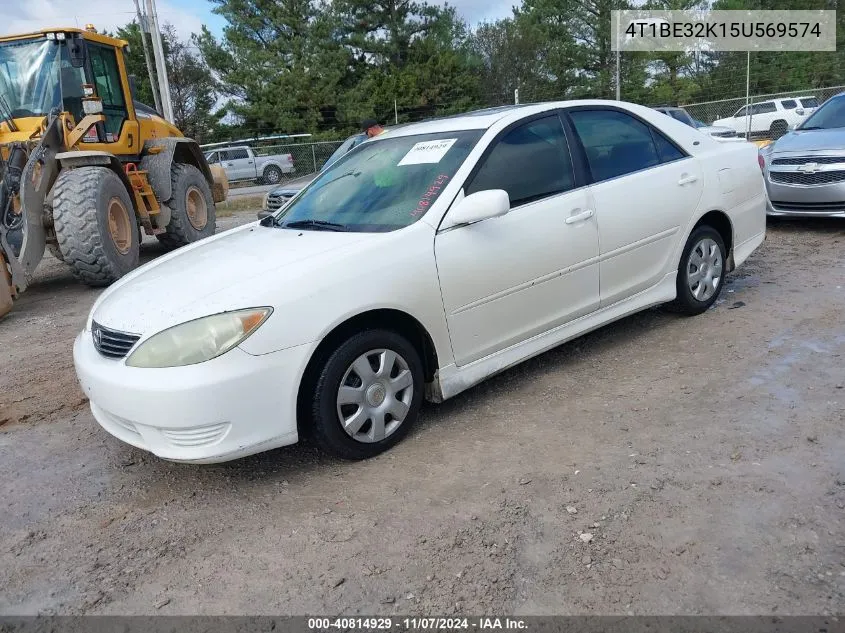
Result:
[1, 213, 844, 615]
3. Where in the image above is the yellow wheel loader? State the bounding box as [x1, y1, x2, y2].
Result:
[0, 26, 228, 318]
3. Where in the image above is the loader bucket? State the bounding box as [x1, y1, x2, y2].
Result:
[209, 164, 229, 203]
[0, 252, 14, 318]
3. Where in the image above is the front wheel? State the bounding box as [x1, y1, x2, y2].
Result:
[667, 226, 726, 315]
[309, 329, 424, 460]
[53, 167, 139, 286]
[770, 120, 788, 139]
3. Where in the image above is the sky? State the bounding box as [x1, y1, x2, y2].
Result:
[5, 0, 515, 43]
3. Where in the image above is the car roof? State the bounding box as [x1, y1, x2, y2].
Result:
[380, 100, 667, 138]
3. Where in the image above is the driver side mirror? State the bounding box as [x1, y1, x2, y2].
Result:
[442, 189, 510, 229]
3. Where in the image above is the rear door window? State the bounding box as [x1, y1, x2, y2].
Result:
[751, 102, 777, 114]
[781, 100, 797, 110]
[570, 109, 671, 183]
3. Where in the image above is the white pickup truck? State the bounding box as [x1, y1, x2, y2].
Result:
[204, 145, 295, 185]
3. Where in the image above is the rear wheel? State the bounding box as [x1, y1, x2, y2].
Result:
[53, 167, 139, 286]
[262, 165, 283, 185]
[667, 225, 726, 315]
[309, 329, 424, 460]
[156, 163, 216, 249]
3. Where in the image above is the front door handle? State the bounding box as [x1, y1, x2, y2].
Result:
[678, 174, 698, 186]
[565, 209, 594, 225]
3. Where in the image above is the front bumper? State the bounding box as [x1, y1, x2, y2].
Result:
[73, 331, 313, 463]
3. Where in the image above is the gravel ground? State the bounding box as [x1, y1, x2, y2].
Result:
[1, 214, 844, 615]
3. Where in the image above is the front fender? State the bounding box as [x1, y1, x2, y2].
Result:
[140, 138, 214, 202]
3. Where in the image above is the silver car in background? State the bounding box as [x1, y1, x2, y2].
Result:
[760, 93, 845, 217]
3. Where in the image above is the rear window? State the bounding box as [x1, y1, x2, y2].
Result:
[800, 97, 820, 108]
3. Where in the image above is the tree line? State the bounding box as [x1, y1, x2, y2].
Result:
[118, 0, 845, 142]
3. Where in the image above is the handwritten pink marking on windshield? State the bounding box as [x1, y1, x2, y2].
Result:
[411, 174, 451, 217]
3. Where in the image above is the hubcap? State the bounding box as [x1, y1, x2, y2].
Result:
[336, 349, 414, 443]
[185, 186, 208, 230]
[106, 197, 132, 255]
[266, 168, 281, 183]
[687, 237, 723, 302]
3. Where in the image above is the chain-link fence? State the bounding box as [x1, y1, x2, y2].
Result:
[251, 140, 345, 181]
[675, 85, 844, 140]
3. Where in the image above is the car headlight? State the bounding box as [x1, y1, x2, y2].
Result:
[126, 308, 272, 368]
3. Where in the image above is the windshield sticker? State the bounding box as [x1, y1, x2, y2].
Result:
[411, 174, 450, 217]
[398, 139, 458, 166]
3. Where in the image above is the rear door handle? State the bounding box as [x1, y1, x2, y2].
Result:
[678, 175, 698, 186]
[565, 209, 594, 225]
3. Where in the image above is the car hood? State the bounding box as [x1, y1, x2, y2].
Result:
[770, 128, 845, 153]
[269, 178, 314, 197]
[92, 224, 370, 335]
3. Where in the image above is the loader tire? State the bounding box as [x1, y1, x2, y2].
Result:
[156, 163, 216, 249]
[53, 167, 139, 287]
[46, 243, 65, 262]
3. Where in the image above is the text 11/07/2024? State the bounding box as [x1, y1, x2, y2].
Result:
[307, 617, 528, 631]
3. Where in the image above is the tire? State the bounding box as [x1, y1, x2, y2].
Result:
[770, 120, 788, 139]
[156, 163, 216, 249]
[262, 165, 283, 185]
[53, 167, 139, 287]
[667, 225, 726, 316]
[310, 329, 424, 460]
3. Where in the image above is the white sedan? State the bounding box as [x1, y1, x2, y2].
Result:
[74, 101, 766, 463]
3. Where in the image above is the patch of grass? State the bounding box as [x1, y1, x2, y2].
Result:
[216, 194, 265, 217]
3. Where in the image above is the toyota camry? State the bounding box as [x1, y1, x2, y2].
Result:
[74, 101, 766, 463]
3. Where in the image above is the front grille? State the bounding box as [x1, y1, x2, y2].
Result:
[92, 321, 141, 359]
[769, 171, 845, 186]
[770, 200, 845, 213]
[266, 194, 293, 211]
[772, 156, 845, 165]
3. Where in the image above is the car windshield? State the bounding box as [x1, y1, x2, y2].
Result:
[0, 37, 82, 119]
[797, 96, 845, 130]
[692, 119, 706, 128]
[321, 134, 366, 171]
[273, 130, 483, 233]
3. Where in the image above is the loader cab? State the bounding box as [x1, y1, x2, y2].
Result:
[0, 29, 172, 154]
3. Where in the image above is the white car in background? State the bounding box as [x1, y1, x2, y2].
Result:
[74, 101, 766, 464]
[653, 106, 744, 142]
[713, 96, 820, 139]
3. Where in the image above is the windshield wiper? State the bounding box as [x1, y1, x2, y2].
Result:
[281, 219, 349, 232]
[798, 126, 824, 130]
